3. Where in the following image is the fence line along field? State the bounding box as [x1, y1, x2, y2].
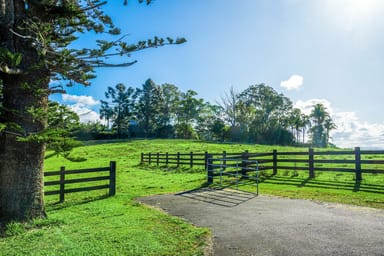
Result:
[141, 147, 384, 181]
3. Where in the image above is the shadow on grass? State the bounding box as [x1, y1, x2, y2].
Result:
[136, 163, 205, 174]
[298, 177, 312, 188]
[353, 181, 361, 192]
[45, 194, 110, 211]
[259, 175, 384, 194]
[176, 184, 257, 207]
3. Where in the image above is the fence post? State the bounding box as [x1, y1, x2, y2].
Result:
[204, 151, 208, 170]
[355, 147, 362, 181]
[156, 152, 160, 166]
[109, 161, 116, 196]
[177, 152, 180, 168]
[207, 154, 214, 184]
[141, 153, 144, 164]
[242, 150, 249, 177]
[60, 166, 65, 202]
[309, 148, 315, 178]
[166, 152, 169, 166]
[149, 152, 152, 165]
[272, 150, 277, 175]
[190, 152, 193, 168]
[223, 151, 227, 170]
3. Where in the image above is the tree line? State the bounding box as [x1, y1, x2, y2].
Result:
[94, 78, 336, 147]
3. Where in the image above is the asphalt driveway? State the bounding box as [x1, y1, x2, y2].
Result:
[138, 188, 384, 256]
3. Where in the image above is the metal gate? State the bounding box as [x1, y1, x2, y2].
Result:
[207, 156, 260, 195]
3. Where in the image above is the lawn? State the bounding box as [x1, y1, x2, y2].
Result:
[1, 139, 384, 255]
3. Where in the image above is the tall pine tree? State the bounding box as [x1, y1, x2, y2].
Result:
[0, 0, 185, 221]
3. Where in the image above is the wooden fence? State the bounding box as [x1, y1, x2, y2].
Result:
[44, 161, 116, 202]
[141, 147, 384, 181]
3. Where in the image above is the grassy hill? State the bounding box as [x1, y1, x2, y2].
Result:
[1, 139, 384, 255]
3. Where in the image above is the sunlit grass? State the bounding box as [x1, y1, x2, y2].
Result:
[1, 139, 384, 255]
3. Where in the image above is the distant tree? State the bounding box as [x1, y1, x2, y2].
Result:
[99, 101, 114, 129]
[175, 90, 204, 138]
[220, 86, 239, 127]
[289, 108, 302, 143]
[196, 102, 224, 141]
[156, 83, 181, 137]
[324, 116, 337, 146]
[233, 100, 254, 141]
[135, 79, 162, 137]
[309, 103, 336, 147]
[301, 113, 310, 144]
[102, 83, 136, 138]
[219, 86, 243, 141]
[73, 122, 111, 141]
[289, 108, 309, 144]
[238, 84, 293, 144]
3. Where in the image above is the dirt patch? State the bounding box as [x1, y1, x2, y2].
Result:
[138, 188, 384, 256]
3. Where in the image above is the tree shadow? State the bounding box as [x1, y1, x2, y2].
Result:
[260, 175, 384, 194]
[45, 194, 110, 211]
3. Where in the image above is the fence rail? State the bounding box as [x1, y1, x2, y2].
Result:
[44, 161, 116, 202]
[141, 147, 384, 181]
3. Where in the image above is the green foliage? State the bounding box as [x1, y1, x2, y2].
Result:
[96, 80, 325, 146]
[236, 84, 293, 144]
[2, 1, 186, 87]
[196, 103, 226, 141]
[3, 222, 25, 237]
[101, 83, 136, 138]
[21, 101, 84, 160]
[309, 104, 336, 147]
[0, 48, 23, 73]
[99, 80, 211, 139]
[135, 79, 163, 137]
[0, 0, 186, 140]
[73, 122, 112, 141]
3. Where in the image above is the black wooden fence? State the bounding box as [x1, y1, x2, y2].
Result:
[141, 147, 384, 181]
[44, 161, 116, 202]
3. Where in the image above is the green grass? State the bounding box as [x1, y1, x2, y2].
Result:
[1, 139, 211, 256]
[1, 139, 384, 255]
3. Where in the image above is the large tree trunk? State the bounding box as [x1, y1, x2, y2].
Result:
[0, 133, 46, 220]
[0, 0, 49, 221]
[0, 74, 48, 221]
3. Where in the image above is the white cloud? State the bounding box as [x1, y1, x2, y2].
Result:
[332, 112, 384, 149]
[61, 94, 103, 124]
[294, 99, 384, 149]
[280, 75, 303, 90]
[62, 94, 100, 106]
[66, 103, 104, 124]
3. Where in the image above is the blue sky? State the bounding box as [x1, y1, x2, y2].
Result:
[52, 0, 384, 148]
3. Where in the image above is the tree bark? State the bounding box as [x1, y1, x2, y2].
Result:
[0, 134, 46, 220]
[0, 0, 48, 221]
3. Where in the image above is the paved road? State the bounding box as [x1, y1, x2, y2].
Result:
[138, 188, 384, 256]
